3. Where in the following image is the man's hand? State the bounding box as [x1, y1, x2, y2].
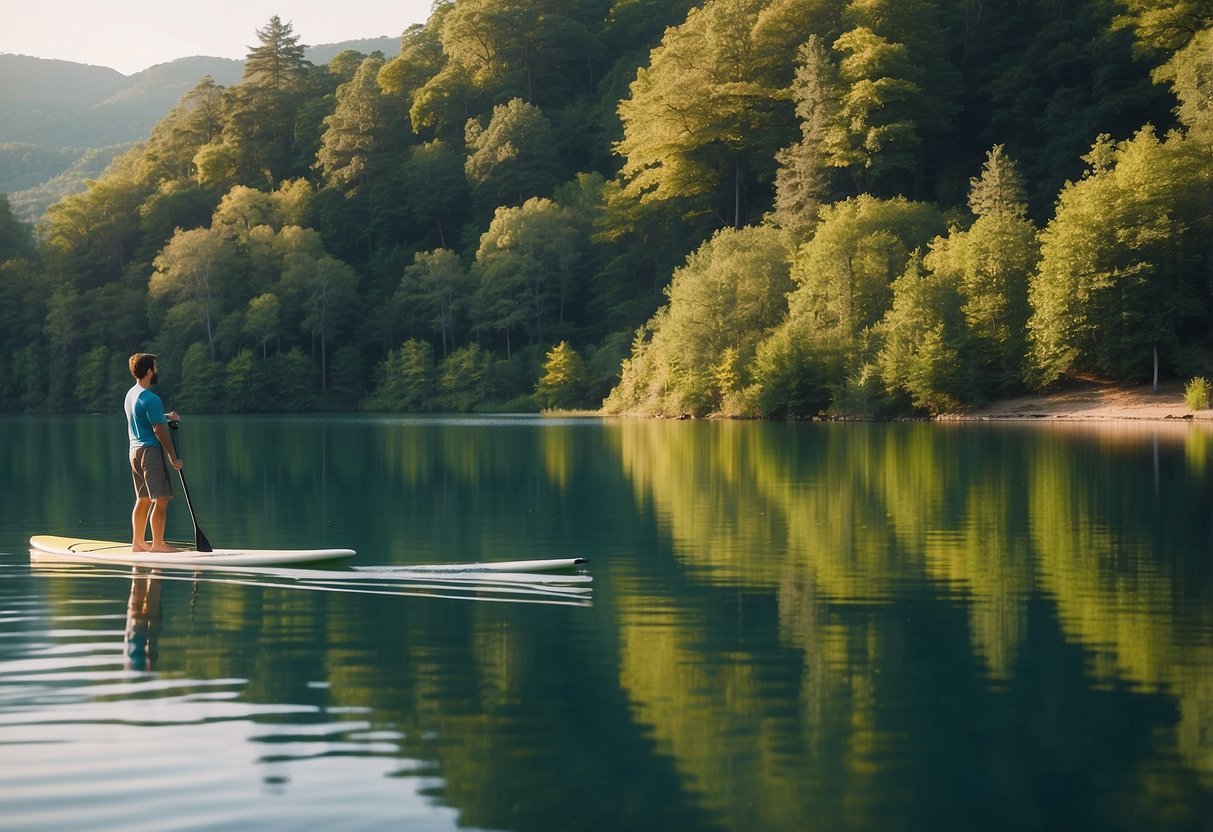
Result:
[166, 411, 180, 423]
[170, 457, 184, 471]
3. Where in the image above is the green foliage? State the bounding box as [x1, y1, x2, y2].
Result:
[784, 195, 945, 343]
[464, 98, 560, 212]
[773, 36, 840, 235]
[178, 343, 225, 412]
[1029, 127, 1213, 385]
[0, 193, 36, 261]
[1156, 26, 1213, 145]
[875, 259, 972, 414]
[614, 0, 793, 227]
[605, 224, 793, 415]
[242, 15, 310, 91]
[74, 346, 120, 413]
[5, 3, 1212, 419]
[472, 198, 583, 350]
[438, 344, 487, 412]
[1185, 376, 1210, 411]
[149, 227, 240, 359]
[367, 339, 435, 412]
[395, 248, 471, 359]
[536, 341, 589, 409]
[316, 55, 389, 193]
[752, 325, 842, 418]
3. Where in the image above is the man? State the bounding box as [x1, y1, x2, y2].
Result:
[125, 353, 183, 552]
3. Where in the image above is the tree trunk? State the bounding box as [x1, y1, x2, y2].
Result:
[734, 157, 742, 229]
[1152, 344, 1159, 393]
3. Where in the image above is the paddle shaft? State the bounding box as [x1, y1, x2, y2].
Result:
[168, 421, 212, 552]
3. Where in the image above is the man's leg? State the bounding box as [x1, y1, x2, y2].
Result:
[132, 497, 152, 551]
[148, 497, 176, 552]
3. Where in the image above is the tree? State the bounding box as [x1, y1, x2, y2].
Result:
[401, 140, 471, 248]
[824, 27, 922, 190]
[437, 0, 596, 105]
[397, 248, 471, 358]
[773, 36, 842, 234]
[243, 293, 281, 358]
[150, 227, 240, 359]
[142, 76, 228, 182]
[0, 193, 35, 262]
[380, 23, 446, 102]
[751, 196, 944, 417]
[438, 343, 486, 411]
[316, 55, 389, 193]
[211, 185, 280, 238]
[614, 0, 790, 228]
[243, 16, 310, 91]
[783, 195, 945, 344]
[464, 98, 560, 210]
[42, 164, 151, 290]
[605, 224, 794, 415]
[1155, 25, 1213, 146]
[472, 198, 583, 353]
[949, 146, 1038, 394]
[280, 253, 359, 391]
[370, 338, 435, 411]
[1028, 127, 1212, 386]
[177, 342, 225, 412]
[1112, 0, 1212, 54]
[536, 341, 589, 409]
[875, 257, 972, 413]
[226, 18, 313, 187]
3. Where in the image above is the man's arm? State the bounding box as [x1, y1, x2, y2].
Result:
[151, 422, 183, 470]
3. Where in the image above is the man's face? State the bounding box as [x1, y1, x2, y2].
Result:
[149, 362, 159, 385]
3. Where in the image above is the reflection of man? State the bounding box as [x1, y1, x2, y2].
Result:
[125, 570, 162, 671]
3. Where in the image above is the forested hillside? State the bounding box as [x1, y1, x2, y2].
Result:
[0, 0, 1209, 417]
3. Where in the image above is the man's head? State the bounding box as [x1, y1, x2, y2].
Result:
[129, 353, 158, 384]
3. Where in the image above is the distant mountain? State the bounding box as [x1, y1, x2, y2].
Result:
[305, 37, 400, 65]
[1, 36, 400, 222]
[0, 54, 244, 148]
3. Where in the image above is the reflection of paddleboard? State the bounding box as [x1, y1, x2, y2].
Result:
[29, 535, 355, 567]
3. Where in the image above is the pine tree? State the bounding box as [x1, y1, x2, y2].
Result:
[243, 16, 310, 91]
[773, 36, 841, 234]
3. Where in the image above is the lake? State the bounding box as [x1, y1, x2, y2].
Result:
[1, 414, 1211, 831]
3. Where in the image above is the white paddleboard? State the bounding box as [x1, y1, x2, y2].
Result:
[29, 535, 355, 567]
[29, 536, 588, 574]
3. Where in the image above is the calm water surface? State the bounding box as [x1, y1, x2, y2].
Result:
[1, 415, 1211, 831]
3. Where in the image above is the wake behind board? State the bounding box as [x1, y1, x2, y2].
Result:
[355, 558, 588, 575]
[29, 535, 355, 567]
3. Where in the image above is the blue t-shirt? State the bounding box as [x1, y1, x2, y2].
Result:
[125, 384, 167, 450]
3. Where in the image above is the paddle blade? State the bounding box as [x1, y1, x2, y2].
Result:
[195, 526, 213, 553]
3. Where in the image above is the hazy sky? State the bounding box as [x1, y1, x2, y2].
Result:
[0, 0, 434, 75]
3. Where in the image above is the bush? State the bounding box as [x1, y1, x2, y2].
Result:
[1185, 377, 1210, 411]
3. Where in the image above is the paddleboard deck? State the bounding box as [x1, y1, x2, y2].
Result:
[29, 535, 355, 567]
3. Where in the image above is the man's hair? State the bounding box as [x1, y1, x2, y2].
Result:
[129, 353, 157, 379]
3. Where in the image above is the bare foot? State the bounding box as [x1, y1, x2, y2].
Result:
[132, 542, 151, 552]
[148, 543, 179, 553]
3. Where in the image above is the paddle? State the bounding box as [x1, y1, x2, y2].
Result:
[167, 420, 213, 552]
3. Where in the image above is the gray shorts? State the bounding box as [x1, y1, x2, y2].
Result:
[130, 446, 173, 500]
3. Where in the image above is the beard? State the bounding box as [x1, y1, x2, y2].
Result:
[150, 371, 158, 385]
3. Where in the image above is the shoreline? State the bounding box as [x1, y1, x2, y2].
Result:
[941, 379, 1213, 422]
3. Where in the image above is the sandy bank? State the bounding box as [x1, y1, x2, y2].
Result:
[945, 378, 1213, 422]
